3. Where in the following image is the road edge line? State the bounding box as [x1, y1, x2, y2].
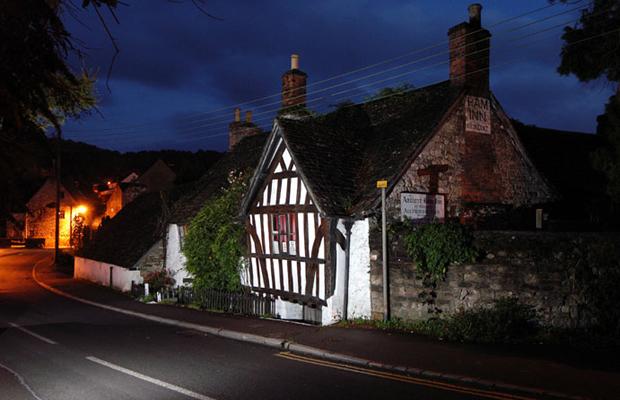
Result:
[32, 261, 586, 400]
[0, 361, 45, 400]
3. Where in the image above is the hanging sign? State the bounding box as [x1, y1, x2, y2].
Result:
[465, 96, 491, 134]
[401, 192, 445, 223]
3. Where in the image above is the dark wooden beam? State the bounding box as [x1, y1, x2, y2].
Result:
[249, 253, 325, 264]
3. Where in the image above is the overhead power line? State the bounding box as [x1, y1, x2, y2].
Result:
[78, 24, 620, 149]
[73, 5, 604, 143]
[66, 1, 578, 135]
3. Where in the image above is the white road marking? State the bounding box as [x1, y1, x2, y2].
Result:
[0, 361, 45, 400]
[85, 356, 216, 400]
[9, 323, 57, 345]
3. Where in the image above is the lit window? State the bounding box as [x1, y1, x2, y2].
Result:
[59, 210, 65, 219]
[271, 214, 297, 255]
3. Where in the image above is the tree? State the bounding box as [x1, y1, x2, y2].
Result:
[0, 1, 100, 134]
[557, 0, 620, 212]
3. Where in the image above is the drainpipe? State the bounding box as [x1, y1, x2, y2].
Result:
[342, 219, 353, 321]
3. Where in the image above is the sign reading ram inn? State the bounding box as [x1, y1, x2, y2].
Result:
[465, 95, 491, 134]
[401, 192, 445, 223]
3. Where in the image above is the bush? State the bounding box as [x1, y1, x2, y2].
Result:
[183, 171, 248, 292]
[404, 221, 478, 282]
[143, 269, 174, 292]
[443, 298, 539, 344]
[341, 298, 539, 345]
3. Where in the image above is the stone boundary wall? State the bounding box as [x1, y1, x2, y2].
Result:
[369, 228, 620, 328]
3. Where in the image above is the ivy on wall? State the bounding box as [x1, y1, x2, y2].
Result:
[183, 171, 249, 292]
[404, 221, 478, 283]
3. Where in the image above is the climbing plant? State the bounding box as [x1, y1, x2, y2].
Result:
[404, 221, 478, 283]
[183, 171, 249, 292]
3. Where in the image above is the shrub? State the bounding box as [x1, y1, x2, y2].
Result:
[143, 269, 175, 292]
[443, 298, 539, 344]
[341, 298, 539, 345]
[404, 221, 478, 282]
[183, 171, 248, 292]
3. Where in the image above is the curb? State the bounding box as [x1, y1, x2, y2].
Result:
[32, 261, 586, 400]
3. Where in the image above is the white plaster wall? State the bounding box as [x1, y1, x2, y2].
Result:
[74, 256, 142, 292]
[321, 218, 371, 325]
[275, 298, 304, 320]
[347, 218, 372, 319]
[165, 224, 191, 287]
[322, 221, 347, 325]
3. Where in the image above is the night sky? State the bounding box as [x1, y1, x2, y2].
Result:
[61, 0, 614, 153]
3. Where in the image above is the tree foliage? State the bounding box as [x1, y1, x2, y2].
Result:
[557, 0, 620, 210]
[0, 1, 100, 132]
[557, 0, 620, 84]
[183, 172, 249, 292]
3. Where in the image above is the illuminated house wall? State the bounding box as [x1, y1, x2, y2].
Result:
[25, 178, 90, 248]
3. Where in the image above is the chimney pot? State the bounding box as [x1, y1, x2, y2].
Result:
[291, 54, 299, 70]
[245, 110, 252, 123]
[234, 107, 241, 122]
[281, 53, 307, 109]
[468, 3, 482, 27]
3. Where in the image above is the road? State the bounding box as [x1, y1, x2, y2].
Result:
[0, 249, 528, 400]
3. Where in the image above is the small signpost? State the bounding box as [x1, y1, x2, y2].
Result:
[376, 180, 389, 321]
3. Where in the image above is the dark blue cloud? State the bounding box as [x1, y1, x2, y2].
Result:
[61, 0, 614, 152]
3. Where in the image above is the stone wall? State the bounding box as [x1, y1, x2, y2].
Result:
[386, 95, 554, 220]
[134, 239, 165, 275]
[369, 227, 620, 328]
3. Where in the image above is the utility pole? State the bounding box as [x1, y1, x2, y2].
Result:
[54, 127, 61, 263]
[376, 180, 390, 321]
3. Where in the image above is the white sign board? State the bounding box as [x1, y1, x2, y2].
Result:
[465, 96, 491, 134]
[401, 193, 445, 223]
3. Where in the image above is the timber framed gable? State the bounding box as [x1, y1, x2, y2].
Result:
[242, 124, 331, 307]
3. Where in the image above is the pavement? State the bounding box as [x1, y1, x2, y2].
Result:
[32, 253, 620, 400]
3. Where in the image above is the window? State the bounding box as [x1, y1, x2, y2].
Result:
[59, 210, 65, 219]
[271, 213, 297, 255]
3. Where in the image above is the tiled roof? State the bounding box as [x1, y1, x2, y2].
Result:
[79, 134, 267, 267]
[80, 191, 166, 269]
[514, 121, 606, 208]
[169, 134, 268, 224]
[277, 80, 461, 216]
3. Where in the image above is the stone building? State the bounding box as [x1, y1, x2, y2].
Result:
[105, 160, 176, 218]
[25, 177, 92, 248]
[239, 4, 556, 324]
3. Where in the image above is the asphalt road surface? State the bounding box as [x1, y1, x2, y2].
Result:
[0, 250, 528, 400]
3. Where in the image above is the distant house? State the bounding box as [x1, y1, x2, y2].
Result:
[105, 172, 143, 218]
[105, 160, 176, 218]
[25, 177, 92, 248]
[75, 133, 265, 291]
[239, 5, 556, 324]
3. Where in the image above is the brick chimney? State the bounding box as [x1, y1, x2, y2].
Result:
[281, 54, 307, 109]
[228, 108, 262, 150]
[448, 4, 491, 93]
